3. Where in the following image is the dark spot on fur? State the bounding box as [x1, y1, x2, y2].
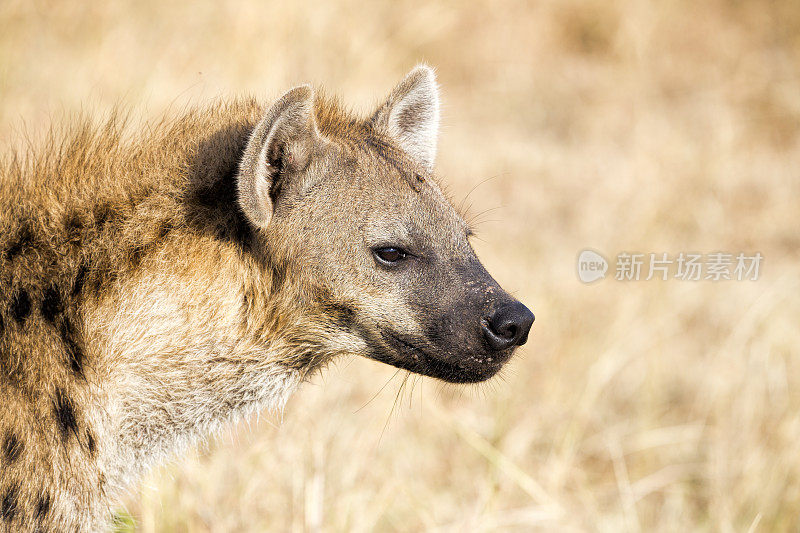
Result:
[35, 494, 50, 520]
[327, 301, 357, 330]
[5, 223, 34, 262]
[1, 485, 17, 521]
[53, 388, 78, 441]
[127, 245, 145, 269]
[156, 219, 173, 240]
[85, 429, 96, 456]
[40, 285, 63, 323]
[84, 263, 117, 298]
[310, 285, 357, 329]
[93, 203, 110, 226]
[93, 201, 119, 228]
[10, 290, 31, 324]
[3, 433, 22, 464]
[80, 257, 118, 302]
[72, 263, 87, 297]
[64, 211, 84, 242]
[59, 318, 85, 376]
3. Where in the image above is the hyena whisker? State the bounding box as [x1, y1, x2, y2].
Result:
[337, 354, 357, 372]
[394, 373, 411, 415]
[378, 372, 411, 445]
[474, 218, 502, 226]
[354, 368, 403, 414]
[457, 174, 502, 217]
[465, 205, 505, 228]
[409, 374, 423, 409]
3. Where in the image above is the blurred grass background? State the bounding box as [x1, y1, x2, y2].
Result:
[2, 0, 799, 531]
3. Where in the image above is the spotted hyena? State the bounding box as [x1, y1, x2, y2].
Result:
[0, 65, 534, 531]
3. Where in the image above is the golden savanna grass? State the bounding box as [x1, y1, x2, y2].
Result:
[1, 0, 799, 531]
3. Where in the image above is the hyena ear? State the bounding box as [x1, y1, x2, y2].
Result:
[370, 64, 441, 171]
[237, 85, 319, 229]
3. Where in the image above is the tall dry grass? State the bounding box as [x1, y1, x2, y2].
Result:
[1, 0, 799, 531]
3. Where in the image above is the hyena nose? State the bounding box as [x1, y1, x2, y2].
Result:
[482, 301, 535, 351]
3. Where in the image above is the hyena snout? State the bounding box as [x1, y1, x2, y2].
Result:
[408, 277, 535, 383]
[481, 300, 535, 352]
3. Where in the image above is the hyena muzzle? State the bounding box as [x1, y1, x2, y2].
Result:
[0, 65, 533, 531]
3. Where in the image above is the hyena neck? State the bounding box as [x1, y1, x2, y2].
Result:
[84, 235, 309, 500]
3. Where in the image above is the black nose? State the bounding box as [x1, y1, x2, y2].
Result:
[482, 301, 535, 351]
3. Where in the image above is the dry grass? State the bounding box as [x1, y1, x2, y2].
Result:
[2, 0, 799, 531]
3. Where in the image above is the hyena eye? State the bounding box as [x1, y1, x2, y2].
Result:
[372, 247, 409, 265]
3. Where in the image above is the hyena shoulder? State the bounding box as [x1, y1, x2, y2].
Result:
[0, 99, 266, 530]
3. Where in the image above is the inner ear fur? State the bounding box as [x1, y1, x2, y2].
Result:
[370, 64, 441, 171]
[237, 85, 319, 229]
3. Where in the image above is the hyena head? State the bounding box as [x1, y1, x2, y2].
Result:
[237, 65, 534, 383]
